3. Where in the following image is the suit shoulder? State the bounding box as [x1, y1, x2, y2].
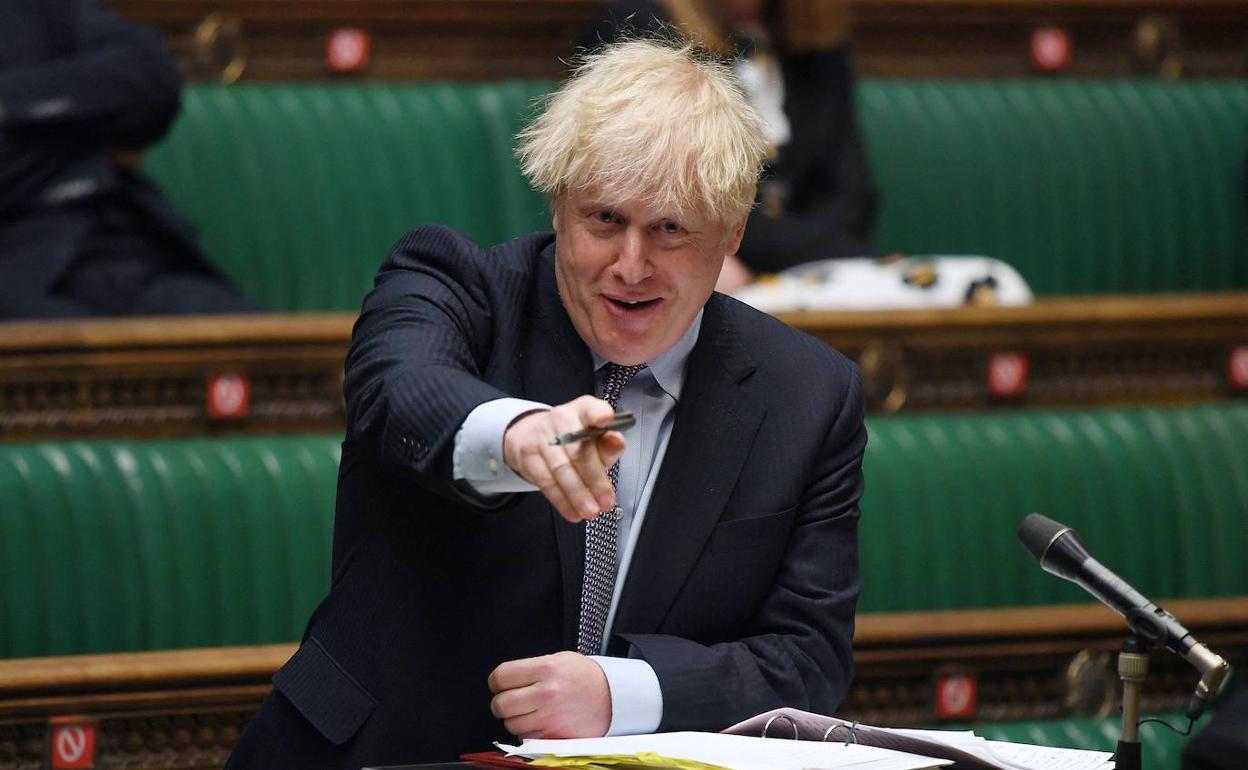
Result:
[372, 226, 555, 301]
[716, 292, 858, 380]
[383, 225, 552, 274]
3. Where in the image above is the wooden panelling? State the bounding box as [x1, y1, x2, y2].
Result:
[1, 598, 1243, 768]
[2, 294, 1245, 439]
[103, 0, 1248, 81]
[0, 314, 352, 441]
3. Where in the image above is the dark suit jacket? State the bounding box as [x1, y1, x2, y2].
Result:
[228, 225, 866, 767]
[579, 0, 880, 272]
[0, 0, 252, 317]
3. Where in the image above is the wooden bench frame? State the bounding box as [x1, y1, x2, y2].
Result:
[2, 598, 1244, 767]
[103, 0, 1248, 80]
[2, 293, 1244, 440]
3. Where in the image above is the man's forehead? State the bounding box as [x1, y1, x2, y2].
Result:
[562, 189, 714, 226]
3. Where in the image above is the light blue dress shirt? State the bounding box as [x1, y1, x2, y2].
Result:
[452, 311, 704, 736]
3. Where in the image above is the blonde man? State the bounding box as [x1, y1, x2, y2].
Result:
[228, 38, 865, 769]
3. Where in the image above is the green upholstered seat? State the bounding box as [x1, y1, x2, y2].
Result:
[858, 402, 1248, 612]
[144, 82, 554, 311]
[142, 80, 1248, 311]
[3, 403, 1246, 657]
[860, 80, 1248, 296]
[0, 436, 341, 657]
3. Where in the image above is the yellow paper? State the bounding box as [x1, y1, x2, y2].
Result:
[530, 753, 730, 770]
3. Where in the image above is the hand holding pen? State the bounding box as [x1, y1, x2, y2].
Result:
[501, 396, 632, 524]
[549, 411, 635, 445]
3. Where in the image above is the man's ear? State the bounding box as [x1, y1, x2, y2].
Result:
[551, 196, 563, 231]
[725, 216, 748, 256]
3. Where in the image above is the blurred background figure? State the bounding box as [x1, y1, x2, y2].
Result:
[579, 0, 880, 293]
[0, 0, 259, 319]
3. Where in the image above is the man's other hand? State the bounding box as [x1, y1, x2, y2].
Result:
[503, 395, 624, 523]
[488, 651, 612, 739]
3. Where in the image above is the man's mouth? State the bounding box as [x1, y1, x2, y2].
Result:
[606, 296, 660, 311]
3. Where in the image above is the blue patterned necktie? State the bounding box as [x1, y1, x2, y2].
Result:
[576, 362, 647, 655]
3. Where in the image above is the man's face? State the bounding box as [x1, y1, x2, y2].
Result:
[553, 190, 746, 366]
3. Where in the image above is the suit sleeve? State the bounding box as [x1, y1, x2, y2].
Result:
[619, 360, 866, 729]
[342, 226, 520, 502]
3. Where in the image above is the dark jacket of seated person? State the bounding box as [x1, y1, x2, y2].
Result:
[0, 0, 258, 319]
[579, 0, 880, 279]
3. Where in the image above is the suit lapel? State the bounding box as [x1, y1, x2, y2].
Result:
[613, 295, 765, 634]
[521, 244, 595, 649]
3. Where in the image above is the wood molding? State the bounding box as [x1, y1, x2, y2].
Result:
[0, 597, 1242, 765]
[103, 0, 1248, 80]
[2, 294, 1245, 439]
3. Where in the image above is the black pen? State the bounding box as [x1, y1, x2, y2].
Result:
[549, 411, 636, 445]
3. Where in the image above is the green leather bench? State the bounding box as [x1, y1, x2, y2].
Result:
[3, 403, 1245, 658]
[143, 79, 1248, 311]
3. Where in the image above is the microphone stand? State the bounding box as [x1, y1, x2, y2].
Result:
[1116, 634, 1149, 770]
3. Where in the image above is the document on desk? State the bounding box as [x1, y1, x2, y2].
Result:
[724, 710, 1114, 770]
[498, 731, 953, 770]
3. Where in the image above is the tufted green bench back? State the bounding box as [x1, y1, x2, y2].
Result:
[858, 403, 1248, 612]
[4, 404, 1246, 658]
[0, 436, 341, 657]
[143, 80, 1248, 311]
[862, 80, 1248, 295]
[145, 82, 553, 311]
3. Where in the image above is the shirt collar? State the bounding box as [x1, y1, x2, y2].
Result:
[591, 310, 703, 402]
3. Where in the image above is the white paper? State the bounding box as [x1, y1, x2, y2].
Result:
[499, 731, 952, 770]
[984, 740, 1115, 770]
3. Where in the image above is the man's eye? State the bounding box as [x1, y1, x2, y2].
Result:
[659, 221, 682, 234]
[595, 211, 617, 224]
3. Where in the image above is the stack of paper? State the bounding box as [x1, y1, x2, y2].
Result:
[498, 729, 1116, 770]
[500, 732, 952, 770]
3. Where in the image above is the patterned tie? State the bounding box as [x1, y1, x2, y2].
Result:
[576, 362, 647, 655]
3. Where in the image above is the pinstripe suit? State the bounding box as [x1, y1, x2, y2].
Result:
[227, 225, 866, 767]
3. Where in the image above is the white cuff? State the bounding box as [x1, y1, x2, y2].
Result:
[453, 398, 547, 495]
[591, 655, 663, 736]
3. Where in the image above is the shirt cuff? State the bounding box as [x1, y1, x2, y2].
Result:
[591, 655, 663, 736]
[453, 398, 547, 495]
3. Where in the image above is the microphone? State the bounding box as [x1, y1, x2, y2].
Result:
[1017, 513, 1231, 719]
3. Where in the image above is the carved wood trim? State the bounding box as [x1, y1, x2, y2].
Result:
[103, 0, 1248, 80]
[0, 600, 1242, 765]
[2, 294, 1245, 439]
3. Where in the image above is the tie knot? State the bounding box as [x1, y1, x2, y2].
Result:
[601, 362, 647, 407]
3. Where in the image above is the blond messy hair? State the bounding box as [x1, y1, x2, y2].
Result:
[516, 37, 768, 226]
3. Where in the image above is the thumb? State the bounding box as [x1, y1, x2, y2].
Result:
[576, 396, 616, 428]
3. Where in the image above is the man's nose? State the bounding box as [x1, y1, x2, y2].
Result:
[612, 229, 651, 284]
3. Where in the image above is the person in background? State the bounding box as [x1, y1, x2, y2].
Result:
[0, 0, 258, 319]
[226, 37, 865, 768]
[580, 0, 880, 292]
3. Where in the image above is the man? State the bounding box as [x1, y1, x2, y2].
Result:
[0, 0, 257, 318]
[228, 37, 865, 768]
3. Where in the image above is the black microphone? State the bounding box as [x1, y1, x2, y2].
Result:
[1018, 513, 1230, 719]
